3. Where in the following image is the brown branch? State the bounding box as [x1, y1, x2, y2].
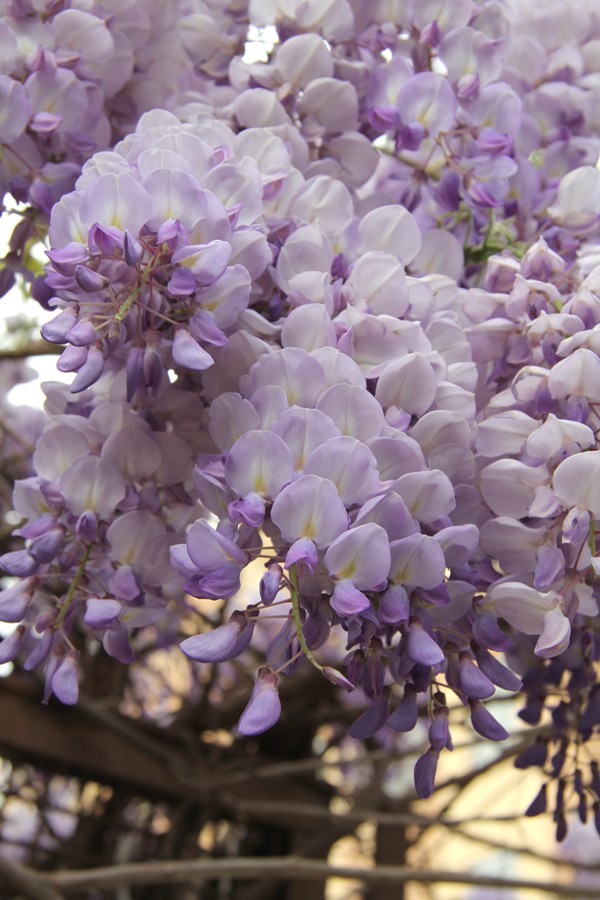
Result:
[0, 341, 62, 359]
[44, 856, 600, 896]
[0, 853, 65, 900]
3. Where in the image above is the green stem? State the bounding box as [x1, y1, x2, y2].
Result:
[289, 564, 324, 673]
[56, 543, 93, 628]
[114, 263, 155, 324]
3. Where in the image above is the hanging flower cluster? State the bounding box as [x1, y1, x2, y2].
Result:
[2, 0, 600, 823]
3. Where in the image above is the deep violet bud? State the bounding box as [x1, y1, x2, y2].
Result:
[389, 684, 418, 732]
[76, 511, 98, 542]
[75, 265, 108, 293]
[285, 538, 319, 573]
[0, 550, 38, 577]
[421, 20, 441, 47]
[396, 122, 425, 152]
[469, 700, 509, 741]
[84, 599, 121, 630]
[66, 320, 96, 347]
[414, 748, 439, 799]
[238, 667, 281, 736]
[322, 666, 354, 690]
[429, 704, 452, 751]
[406, 620, 444, 667]
[473, 647, 521, 692]
[180, 612, 255, 663]
[260, 563, 283, 605]
[41, 308, 77, 343]
[70, 347, 105, 392]
[349, 696, 389, 740]
[51, 651, 80, 705]
[28, 527, 64, 564]
[228, 493, 266, 528]
[525, 783, 547, 817]
[458, 653, 495, 700]
[0, 625, 26, 664]
[172, 329, 213, 371]
[123, 231, 142, 266]
[88, 224, 122, 256]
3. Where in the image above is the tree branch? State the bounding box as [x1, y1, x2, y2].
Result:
[0, 853, 65, 900]
[44, 856, 599, 896]
[0, 341, 62, 359]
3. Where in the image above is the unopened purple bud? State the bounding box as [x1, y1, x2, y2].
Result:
[181, 611, 255, 663]
[70, 347, 105, 392]
[429, 706, 451, 751]
[184, 565, 241, 601]
[469, 700, 509, 741]
[66, 319, 96, 347]
[330, 580, 371, 617]
[41, 308, 77, 343]
[525, 783, 547, 817]
[43, 652, 62, 704]
[421, 19, 441, 47]
[29, 527, 64, 564]
[322, 666, 354, 691]
[456, 72, 479, 101]
[189, 310, 228, 347]
[407, 620, 444, 667]
[108, 566, 140, 602]
[378, 584, 409, 624]
[0, 625, 26, 664]
[396, 122, 425, 152]
[24, 629, 53, 671]
[88, 224, 122, 256]
[172, 329, 213, 371]
[168, 267, 196, 296]
[285, 539, 318, 575]
[473, 612, 511, 651]
[0, 549, 38, 577]
[228, 493, 266, 528]
[0, 579, 33, 623]
[458, 653, 495, 699]
[84, 599, 121, 630]
[75, 265, 108, 293]
[260, 563, 283, 605]
[474, 646, 521, 692]
[57, 344, 88, 373]
[238, 667, 281, 736]
[368, 106, 400, 132]
[476, 128, 513, 155]
[157, 218, 185, 247]
[51, 651, 79, 705]
[31, 111, 62, 134]
[76, 511, 97, 542]
[103, 623, 135, 665]
[35, 611, 56, 634]
[123, 231, 142, 266]
[468, 181, 500, 208]
[414, 748, 439, 799]
[46, 244, 88, 276]
[350, 696, 389, 740]
[389, 684, 418, 732]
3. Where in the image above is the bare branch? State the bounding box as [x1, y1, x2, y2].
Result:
[44, 855, 599, 896]
[0, 853, 66, 900]
[0, 341, 62, 359]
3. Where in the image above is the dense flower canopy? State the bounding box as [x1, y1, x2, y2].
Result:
[2, 0, 600, 829]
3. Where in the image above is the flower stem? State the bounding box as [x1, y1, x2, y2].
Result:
[289, 564, 323, 673]
[56, 543, 93, 628]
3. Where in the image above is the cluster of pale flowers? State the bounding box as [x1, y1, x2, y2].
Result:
[2, 0, 600, 807]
